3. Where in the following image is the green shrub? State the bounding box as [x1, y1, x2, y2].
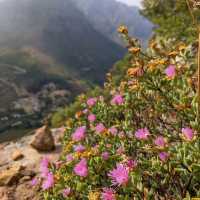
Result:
[37, 29, 200, 199]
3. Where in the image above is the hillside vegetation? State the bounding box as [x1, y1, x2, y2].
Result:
[0, 48, 88, 139]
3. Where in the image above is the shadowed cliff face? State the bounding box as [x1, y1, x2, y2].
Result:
[0, 0, 125, 83]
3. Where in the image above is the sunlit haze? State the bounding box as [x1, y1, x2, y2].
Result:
[116, 0, 142, 7]
[0, 0, 143, 7]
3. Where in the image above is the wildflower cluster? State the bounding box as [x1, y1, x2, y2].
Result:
[38, 28, 200, 199]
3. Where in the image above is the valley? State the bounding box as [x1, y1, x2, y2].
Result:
[0, 0, 152, 141]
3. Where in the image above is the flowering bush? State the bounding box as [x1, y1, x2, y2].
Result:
[39, 28, 200, 199]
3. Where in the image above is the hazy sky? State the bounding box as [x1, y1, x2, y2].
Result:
[0, 0, 142, 7]
[116, 0, 142, 7]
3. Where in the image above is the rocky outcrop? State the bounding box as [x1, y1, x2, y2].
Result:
[0, 127, 64, 200]
[0, 186, 14, 200]
[14, 181, 42, 200]
[0, 165, 23, 186]
[0, 164, 35, 186]
[30, 126, 55, 151]
[12, 150, 24, 161]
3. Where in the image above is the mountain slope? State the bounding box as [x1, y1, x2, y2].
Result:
[0, 48, 88, 139]
[73, 0, 153, 45]
[0, 0, 126, 140]
[0, 0, 125, 83]
[0, 0, 152, 141]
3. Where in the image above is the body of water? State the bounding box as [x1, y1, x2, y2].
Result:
[0, 128, 34, 143]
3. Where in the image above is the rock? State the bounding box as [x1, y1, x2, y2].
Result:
[0, 165, 23, 186]
[30, 126, 55, 152]
[19, 176, 31, 184]
[12, 150, 24, 161]
[0, 186, 14, 200]
[20, 169, 35, 177]
[0, 144, 6, 150]
[14, 181, 42, 200]
[0, 187, 8, 200]
[52, 127, 65, 143]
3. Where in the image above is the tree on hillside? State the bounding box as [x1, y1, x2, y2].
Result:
[141, 0, 200, 42]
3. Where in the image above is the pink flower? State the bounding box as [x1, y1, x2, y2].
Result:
[42, 172, 54, 190]
[55, 161, 63, 169]
[126, 159, 137, 171]
[159, 152, 169, 162]
[57, 127, 65, 134]
[108, 127, 118, 136]
[83, 109, 88, 114]
[88, 114, 96, 122]
[111, 94, 124, 105]
[95, 123, 106, 134]
[116, 146, 125, 155]
[154, 136, 166, 148]
[118, 131, 125, 138]
[74, 158, 88, 177]
[106, 144, 112, 148]
[62, 188, 71, 198]
[108, 164, 129, 186]
[101, 188, 116, 200]
[93, 144, 99, 151]
[87, 98, 97, 107]
[99, 95, 104, 102]
[40, 157, 50, 178]
[102, 152, 109, 160]
[31, 178, 38, 186]
[182, 127, 194, 141]
[66, 154, 74, 162]
[135, 128, 150, 140]
[72, 126, 86, 141]
[40, 157, 49, 168]
[165, 65, 176, 79]
[40, 167, 49, 178]
[74, 144, 86, 153]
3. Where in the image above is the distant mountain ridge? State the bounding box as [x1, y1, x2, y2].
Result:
[73, 0, 153, 45]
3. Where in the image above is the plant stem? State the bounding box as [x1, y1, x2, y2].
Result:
[198, 27, 200, 123]
[186, 0, 198, 26]
[185, 0, 200, 122]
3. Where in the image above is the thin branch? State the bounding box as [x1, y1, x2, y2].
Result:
[197, 28, 200, 122]
[186, 0, 198, 27]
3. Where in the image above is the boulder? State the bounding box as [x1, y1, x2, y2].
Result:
[0, 186, 14, 200]
[0, 165, 23, 186]
[12, 150, 24, 161]
[14, 181, 42, 200]
[19, 176, 32, 184]
[30, 126, 55, 152]
[0, 144, 6, 150]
